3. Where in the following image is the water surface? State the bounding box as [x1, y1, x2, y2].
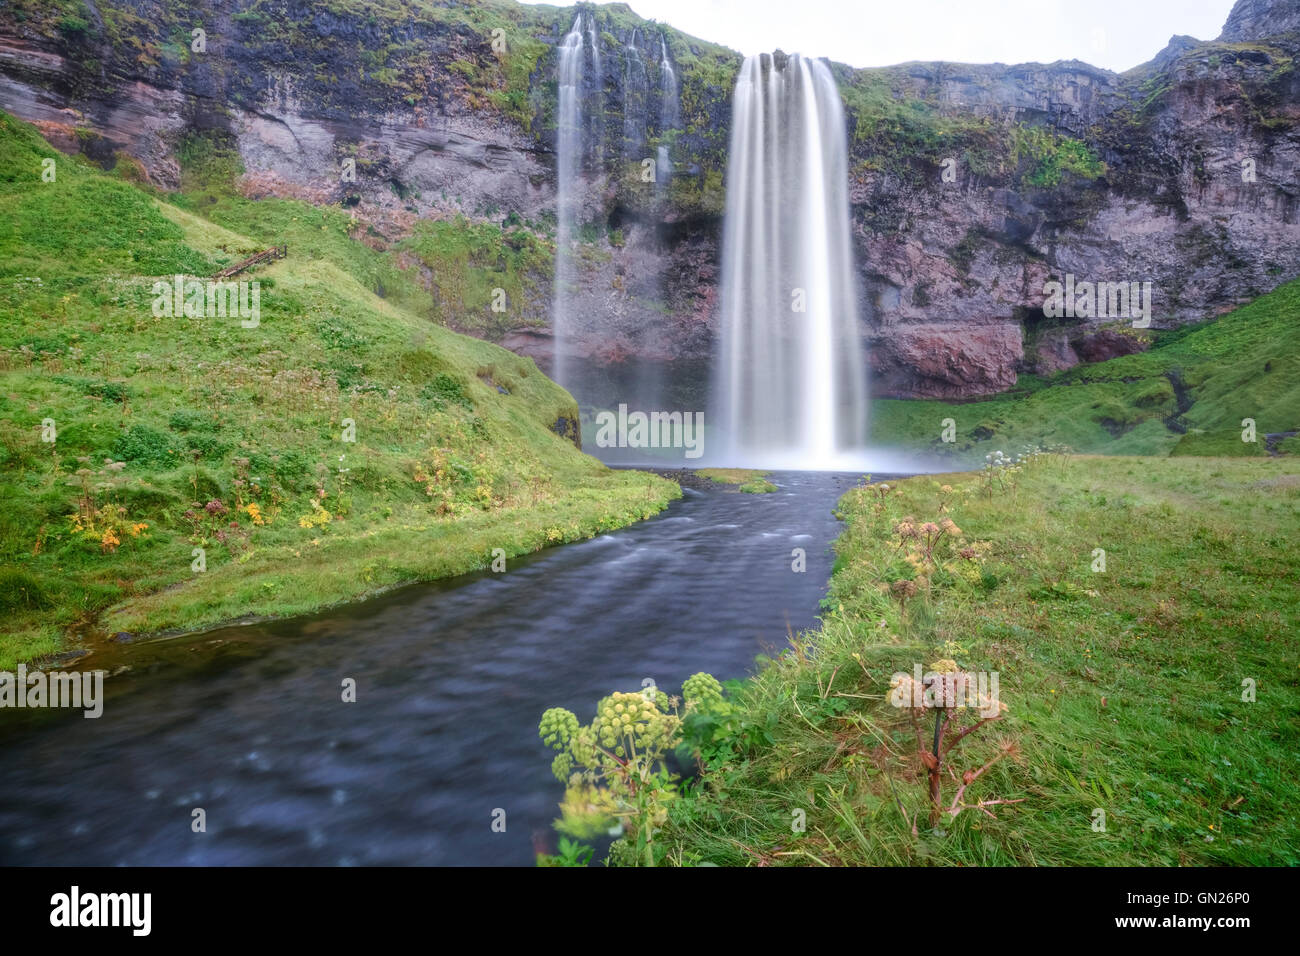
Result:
[0, 470, 880, 866]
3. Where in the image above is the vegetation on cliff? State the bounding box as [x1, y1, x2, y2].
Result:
[871, 278, 1300, 462]
[838, 65, 1106, 191]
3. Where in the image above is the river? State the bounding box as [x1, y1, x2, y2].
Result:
[0, 470, 883, 866]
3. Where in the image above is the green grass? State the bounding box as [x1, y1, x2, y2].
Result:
[871, 283, 1300, 463]
[398, 216, 552, 336]
[0, 110, 678, 667]
[654, 454, 1300, 865]
[169, 130, 555, 341]
[697, 468, 778, 494]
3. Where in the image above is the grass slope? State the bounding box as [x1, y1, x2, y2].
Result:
[652, 455, 1299, 865]
[0, 111, 678, 667]
[872, 287, 1300, 463]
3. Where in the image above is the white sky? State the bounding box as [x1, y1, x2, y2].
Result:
[522, 0, 1238, 72]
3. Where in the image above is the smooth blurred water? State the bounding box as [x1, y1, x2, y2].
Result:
[0, 470, 882, 866]
[552, 12, 587, 390]
[714, 53, 869, 466]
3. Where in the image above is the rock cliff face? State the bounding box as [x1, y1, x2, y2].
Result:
[2, 0, 1297, 399]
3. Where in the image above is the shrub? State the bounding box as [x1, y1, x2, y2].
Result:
[0, 568, 51, 611]
[1134, 380, 1175, 408]
[111, 425, 180, 467]
[420, 373, 473, 410]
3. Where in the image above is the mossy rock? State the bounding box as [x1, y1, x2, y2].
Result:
[171, 468, 224, 503]
[1169, 429, 1267, 457]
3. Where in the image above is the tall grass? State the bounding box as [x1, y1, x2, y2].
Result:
[657, 455, 1300, 865]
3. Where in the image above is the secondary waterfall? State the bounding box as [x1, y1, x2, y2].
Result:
[657, 37, 679, 192]
[624, 30, 647, 158]
[714, 53, 868, 468]
[553, 15, 586, 389]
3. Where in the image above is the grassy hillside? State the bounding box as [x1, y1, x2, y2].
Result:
[541, 454, 1300, 865]
[872, 289, 1300, 462]
[0, 111, 678, 668]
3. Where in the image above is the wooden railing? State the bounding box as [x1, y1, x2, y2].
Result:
[213, 244, 287, 280]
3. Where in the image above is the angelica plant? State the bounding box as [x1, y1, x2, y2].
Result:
[539, 675, 725, 866]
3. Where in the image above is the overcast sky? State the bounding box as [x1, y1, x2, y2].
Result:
[522, 0, 1238, 72]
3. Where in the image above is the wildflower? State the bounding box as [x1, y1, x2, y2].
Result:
[683, 672, 725, 708]
[890, 579, 918, 600]
[539, 707, 580, 753]
[100, 528, 120, 553]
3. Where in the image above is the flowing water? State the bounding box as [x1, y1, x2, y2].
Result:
[552, 15, 586, 390]
[623, 30, 647, 158]
[657, 36, 679, 195]
[714, 54, 868, 470]
[0, 471, 888, 866]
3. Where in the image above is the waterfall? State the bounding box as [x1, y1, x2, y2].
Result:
[623, 30, 648, 158]
[553, 15, 586, 389]
[585, 13, 603, 168]
[657, 36, 679, 190]
[713, 53, 868, 468]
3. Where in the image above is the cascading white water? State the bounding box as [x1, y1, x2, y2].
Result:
[657, 37, 679, 192]
[584, 13, 603, 168]
[623, 30, 647, 157]
[553, 15, 586, 388]
[714, 53, 868, 468]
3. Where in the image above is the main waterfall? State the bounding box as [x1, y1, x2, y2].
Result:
[714, 53, 868, 468]
[553, 15, 587, 389]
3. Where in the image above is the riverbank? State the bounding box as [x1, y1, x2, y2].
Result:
[0, 111, 679, 668]
[0, 470, 855, 865]
[601, 454, 1299, 865]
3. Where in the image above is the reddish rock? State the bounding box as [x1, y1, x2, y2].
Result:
[871, 321, 1023, 399]
[1071, 329, 1150, 363]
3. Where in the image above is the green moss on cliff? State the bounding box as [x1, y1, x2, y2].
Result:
[399, 216, 553, 337]
[839, 65, 1104, 190]
[871, 276, 1300, 460]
